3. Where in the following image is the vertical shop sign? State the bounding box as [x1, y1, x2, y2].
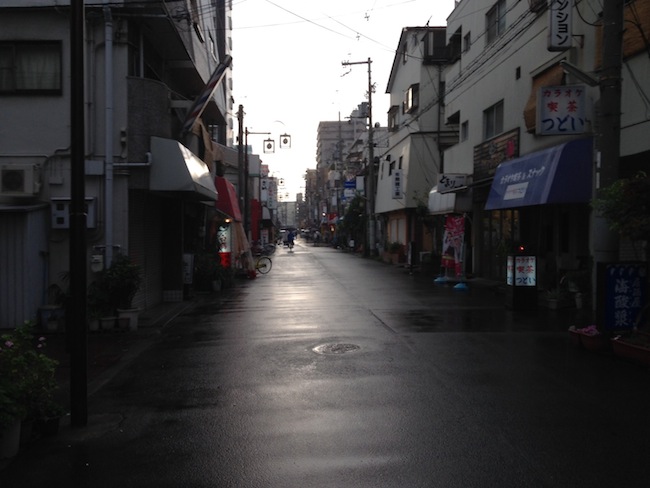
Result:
[548, 0, 572, 51]
[392, 170, 402, 199]
[598, 263, 648, 331]
[260, 178, 268, 203]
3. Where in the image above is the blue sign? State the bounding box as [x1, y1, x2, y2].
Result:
[598, 263, 648, 331]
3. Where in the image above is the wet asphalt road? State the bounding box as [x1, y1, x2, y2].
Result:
[3, 241, 650, 487]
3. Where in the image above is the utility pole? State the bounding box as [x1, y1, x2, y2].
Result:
[69, 0, 88, 428]
[592, 0, 624, 271]
[237, 105, 245, 227]
[244, 128, 270, 239]
[342, 58, 374, 256]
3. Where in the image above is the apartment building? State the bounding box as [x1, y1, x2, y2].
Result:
[379, 26, 457, 260]
[0, 0, 233, 328]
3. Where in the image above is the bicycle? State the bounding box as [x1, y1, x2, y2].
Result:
[255, 255, 272, 274]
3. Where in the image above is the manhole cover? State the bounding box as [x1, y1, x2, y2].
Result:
[312, 343, 361, 355]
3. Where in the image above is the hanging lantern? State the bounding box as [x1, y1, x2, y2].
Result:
[279, 133, 291, 148]
[263, 139, 275, 153]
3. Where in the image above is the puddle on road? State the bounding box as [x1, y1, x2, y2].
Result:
[312, 343, 361, 355]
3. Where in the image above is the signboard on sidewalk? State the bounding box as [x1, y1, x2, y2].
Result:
[598, 262, 648, 331]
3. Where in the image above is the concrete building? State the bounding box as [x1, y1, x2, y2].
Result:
[315, 107, 371, 241]
[378, 26, 456, 261]
[438, 0, 649, 305]
[0, 0, 234, 328]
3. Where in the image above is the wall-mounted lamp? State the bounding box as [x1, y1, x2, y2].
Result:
[559, 60, 599, 87]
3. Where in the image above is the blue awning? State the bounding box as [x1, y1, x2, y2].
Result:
[485, 138, 592, 210]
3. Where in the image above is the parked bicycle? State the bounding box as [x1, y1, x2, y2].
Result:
[252, 241, 276, 256]
[255, 255, 272, 274]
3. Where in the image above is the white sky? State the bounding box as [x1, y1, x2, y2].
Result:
[231, 0, 456, 199]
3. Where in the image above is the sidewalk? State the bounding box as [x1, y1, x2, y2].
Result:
[45, 298, 204, 411]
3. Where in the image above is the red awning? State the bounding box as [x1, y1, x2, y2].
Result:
[214, 176, 242, 221]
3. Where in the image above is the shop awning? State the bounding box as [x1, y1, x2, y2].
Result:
[428, 186, 472, 215]
[485, 138, 592, 210]
[149, 136, 218, 201]
[214, 176, 242, 221]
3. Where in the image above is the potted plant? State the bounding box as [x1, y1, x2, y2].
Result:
[567, 325, 610, 352]
[563, 268, 591, 309]
[97, 253, 142, 330]
[0, 322, 62, 457]
[193, 251, 221, 292]
[87, 279, 113, 331]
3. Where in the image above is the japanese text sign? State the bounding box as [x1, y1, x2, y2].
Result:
[537, 84, 586, 135]
[599, 263, 648, 331]
[548, 0, 572, 51]
[392, 170, 402, 199]
[438, 174, 467, 194]
[509, 255, 537, 287]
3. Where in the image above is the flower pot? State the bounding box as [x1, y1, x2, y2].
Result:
[117, 308, 140, 331]
[100, 316, 116, 331]
[36, 417, 60, 438]
[39, 305, 64, 332]
[88, 318, 100, 332]
[0, 419, 21, 459]
[20, 419, 34, 446]
[611, 336, 650, 366]
[580, 333, 610, 352]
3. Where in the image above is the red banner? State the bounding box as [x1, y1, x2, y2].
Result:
[442, 215, 464, 276]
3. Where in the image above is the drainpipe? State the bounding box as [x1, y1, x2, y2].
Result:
[104, 3, 114, 267]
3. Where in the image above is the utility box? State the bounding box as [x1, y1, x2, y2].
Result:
[506, 254, 538, 310]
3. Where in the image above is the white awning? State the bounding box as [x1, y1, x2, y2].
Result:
[150, 137, 218, 201]
[428, 185, 471, 215]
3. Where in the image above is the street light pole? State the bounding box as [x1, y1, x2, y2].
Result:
[342, 57, 374, 256]
[244, 128, 270, 239]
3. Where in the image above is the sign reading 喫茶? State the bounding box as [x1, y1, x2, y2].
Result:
[537, 84, 586, 135]
[508, 255, 537, 287]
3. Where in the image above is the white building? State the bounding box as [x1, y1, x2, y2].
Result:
[378, 26, 456, 258]
[438, 0, 649, 294]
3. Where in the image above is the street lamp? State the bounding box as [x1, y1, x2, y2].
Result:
[236, 106, 293, 238]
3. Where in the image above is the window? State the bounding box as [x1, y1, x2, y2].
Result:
[403, 84, 419, 114]
[486, 0, 506, 45]
[423, 28, 447, 61]
[448, 28, 462, 62]
[388, 105, 399, 132]
[463, 32, 472, 52]
[389, 161, 396, 175]
[483, 100, 504, 140]
[461, 121, 469, 141]
[0, 41, 62, 94]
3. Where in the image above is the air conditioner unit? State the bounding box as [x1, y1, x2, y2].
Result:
[0, 163, 40, 197]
